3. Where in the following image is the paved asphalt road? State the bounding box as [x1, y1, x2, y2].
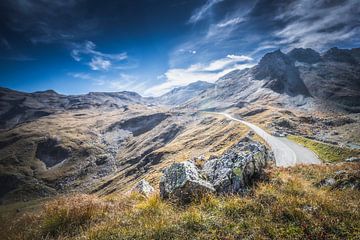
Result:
[217, 112, 321, 167]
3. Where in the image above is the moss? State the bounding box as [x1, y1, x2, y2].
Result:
[232, 167, 242, 177]
[288, 135, 360, 162]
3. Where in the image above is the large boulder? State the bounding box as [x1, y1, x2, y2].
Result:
[159, 161, 215, 203]
[130, 179, 154, 197]
[202, 137, 272, 194]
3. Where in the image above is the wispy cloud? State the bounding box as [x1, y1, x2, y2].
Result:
[173, 0, 359, 73]
[170, 1, 255, 69]
[2, 0, 95, 44]
[273, 0, 360, 50]
[146, 54, 254, 96]
[71, 40, 128, 71]
[89, 57, 112, 71]
[189, 0, 224, 23]
[217, 17, 245, 28]
[0, 38, 12, 50]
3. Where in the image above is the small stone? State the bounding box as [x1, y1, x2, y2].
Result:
[345, 157, 360, 162]
[131, 179, 154, 197]
[318, 177, 336, 187]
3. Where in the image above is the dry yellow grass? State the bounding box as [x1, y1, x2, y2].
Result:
[2, 163, 359, 240]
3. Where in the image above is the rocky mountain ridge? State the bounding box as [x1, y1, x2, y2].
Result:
[182, 47, 360, 112]
[0, 87, 148, 129]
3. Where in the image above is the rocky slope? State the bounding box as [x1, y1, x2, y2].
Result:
[295, 48, 360, 109]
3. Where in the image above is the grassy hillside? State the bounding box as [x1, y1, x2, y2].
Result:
[2, 163, 359, 240]
[0, 109, 248, 203]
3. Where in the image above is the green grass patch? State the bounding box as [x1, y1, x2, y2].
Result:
[288, 135, 360, 162]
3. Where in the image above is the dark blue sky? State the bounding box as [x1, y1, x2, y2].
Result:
[0, 0, 359, 96]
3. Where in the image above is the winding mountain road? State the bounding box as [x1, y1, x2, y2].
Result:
[216, 112, 321, 167]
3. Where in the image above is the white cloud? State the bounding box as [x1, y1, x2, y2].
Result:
[189, 0, 224, 23]
[145, 54, 254, 96]
[89, 57, 111, 71]
[71, 40, 128, 71]
[249, 44, 279, 56]
[69, 72, 92, 80]
[217, 17, 244, 28]
[202, 54, 252, 71]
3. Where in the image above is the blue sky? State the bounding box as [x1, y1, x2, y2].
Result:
[0, 0, 359, 96]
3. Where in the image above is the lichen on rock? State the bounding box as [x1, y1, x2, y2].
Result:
[159, 136, 273, 203]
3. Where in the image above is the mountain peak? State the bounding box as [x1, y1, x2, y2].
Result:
[32, 89, 59, 95]
[257, 49, 290, 69]
[255, 49, 292, 78]
[254, 49, 310, 96]
[186, 81, 215, 89]
[323, 47, 358, 64]
[287, 48, 321, 64]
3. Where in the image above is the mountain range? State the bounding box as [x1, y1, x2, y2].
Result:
[0, 47, 359, 204]
[183, 47, 360, 111]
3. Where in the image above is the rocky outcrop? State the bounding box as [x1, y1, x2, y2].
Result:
[130, 179, 154, 197]
[159, 161, 215, 203]
[159, 137, 273, 202]
[202, 137, 272, 194]
[35, 138, 71, 168]
[317, 170, 360, 190]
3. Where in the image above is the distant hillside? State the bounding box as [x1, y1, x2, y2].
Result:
[156, 81, 215, 106]
[0, 87, 146, 129]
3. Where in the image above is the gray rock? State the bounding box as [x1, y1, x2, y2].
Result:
[345, 157, 360, 162]
[202, 137, 272, 194]
[317, 169, 360, 190]
[272, 131, 287, 137]
[318, 177, 336, 187]
[159, 161, 215, 203]
[131, 179, 154, 197]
